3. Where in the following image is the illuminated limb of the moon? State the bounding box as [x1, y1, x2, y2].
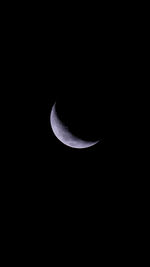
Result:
[50, 103, 99, 149]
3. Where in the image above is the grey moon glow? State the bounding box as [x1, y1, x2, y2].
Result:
[50, 103, 99, 149]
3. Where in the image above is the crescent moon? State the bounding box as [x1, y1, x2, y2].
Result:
[50, 103, 99, 149]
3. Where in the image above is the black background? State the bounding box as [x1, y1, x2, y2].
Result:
[1, 4, 145, 258]
[2, 4, 144, 258]
[4, 5, 124, 240]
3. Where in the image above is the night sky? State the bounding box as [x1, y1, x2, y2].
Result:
[4, 4, 137, 252]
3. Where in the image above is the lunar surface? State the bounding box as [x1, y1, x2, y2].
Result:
[50, 103, 99, 149]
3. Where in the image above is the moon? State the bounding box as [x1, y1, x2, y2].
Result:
[50, 103, 99, 149]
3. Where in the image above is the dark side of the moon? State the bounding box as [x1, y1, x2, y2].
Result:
[54, 92, 104, 144]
